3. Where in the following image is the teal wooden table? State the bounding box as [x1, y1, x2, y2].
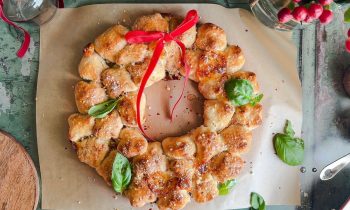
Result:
[0, 0, 350, 209]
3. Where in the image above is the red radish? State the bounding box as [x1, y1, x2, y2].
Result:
[308, 3, 324, 19]
[346, 38, 350, 53]
[304, 15, 314, 23]
[277, 8, 293, 23]
[318, 0, 333, 6]
[293, 0, 301, 2]
[319, 10, 334, 25]
[292, 6, 308, 21]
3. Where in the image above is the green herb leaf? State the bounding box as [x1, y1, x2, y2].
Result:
[344, 8, 350, 23]
[273, 120, 304, 166]
[287, 2, 295, 11]
[218, 179, 236, 195]
[224, 79, 254, 106]
[250, 192, 266, 210]
[250, 94, 264, 106]
[284, 120, 295, 137]
[88, 99, 118, 118]
[111, 153, 132, 193]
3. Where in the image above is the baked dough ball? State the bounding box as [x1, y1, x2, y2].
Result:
[192, 173, 219, 203]
[198, 73, 229, 100]
[225, 45, 245, 73]
[94, 25, 129, 62]
[68, 113, 95, 142]
[162, 135, 196, 159]
[179, 49, 202, 82]
[191, 126, 226, 164]
[96, 150, 117, 185]
[164, 41, 182, 76]
[75, 137, 110, 168]
[125, 178, 157, 207]
[115, 44, 148, 65]
[74, 81, 108, 113]
[197, 50, 227, 82]
[157, 190, 191, 210]
[169, 159, 194, 178]
[101, 67, 137, 99]
[209, 152, 244, 183]
[231, 70, 259, 93]
[145, 171, 172, 196]
[117, 127, 148, 158]
[132, 142, 167, 179]
[220, 125, 252, 154]
[231, 104, 263, 130]
[195, 23, 227, 51]
[127, 57, 166, 87]
[203, 100, 235, 131]
[166, 15, 197, 48]
[117, 92, 146, 127]
[93, 110, 123, 140]
[132, 13, 169, 32]
[78, 43, 108, 81]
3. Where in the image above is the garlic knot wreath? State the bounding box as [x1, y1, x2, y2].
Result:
[68, 12, 263, 210]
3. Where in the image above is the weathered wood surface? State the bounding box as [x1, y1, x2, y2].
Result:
[0, 130, 39, 210]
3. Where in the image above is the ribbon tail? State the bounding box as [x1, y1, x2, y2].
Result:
[170, 41, 189, 122]
[0, 4, 31, 58]
[136, 40, 165, 140]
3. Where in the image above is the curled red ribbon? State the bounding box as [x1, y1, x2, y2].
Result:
[125, 10, 199, 139]
[0, 0, 30, 58]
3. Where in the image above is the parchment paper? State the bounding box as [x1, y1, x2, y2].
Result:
[37, 4, 302, 210]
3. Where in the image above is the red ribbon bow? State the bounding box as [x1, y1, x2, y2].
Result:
[0, 0, 30, 58]
[125, 10, 199, 139]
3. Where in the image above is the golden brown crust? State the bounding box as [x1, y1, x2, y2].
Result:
[209, 152, 244, 183]
[203, 100, 235, 131]
[115, 44, 148, 65]
[225, 45, 245, 73]
[82, 43, 95, 57]
[78, 52, 108, 81]
[132, 13, 169, 32]
[220, 125, 252, 154]
[231, 104, 263, 130]
[126, 57, 166, 87]
[157, 190, 191, 210]
[192, 172, 219, 203]
[162, 135, 196, 159]
[101, 67, 137, 99]
[125, 178, 157, 208]
[117, 92, 146, 127]
[195, 23, 227, 51]
[132, 142, 167, 179]
[197, 50, 227, 82]
[93, 110, 123, 140]
[75, 137, 110, 168]
[180, 49, 202, 82]
[117, 127, 148, 158]
[96, 150, 117, 185]
[198, 73, 229, 100]
[94, 25, 128, 62]
[74, 81, 108, 113]
[168, 159, 194, 178]
[191, 126, 226, 164]
[68, 113, 95, 142]
[164, 41, 182, 76]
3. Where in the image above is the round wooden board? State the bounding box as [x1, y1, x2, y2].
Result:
[0, 130, 39, 210]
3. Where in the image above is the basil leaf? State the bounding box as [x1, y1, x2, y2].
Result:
[284, 120, 295, 137]
[111, 153, 132, 193]
[224, 79, 254, 106]
[250, 192, 266, 210]
[345, 8, 350, 23]
[273, 120, 304, 166]
[218, 179, 236, 195]
[88, 99, 118, 118]
[250, 94, 263, 106]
